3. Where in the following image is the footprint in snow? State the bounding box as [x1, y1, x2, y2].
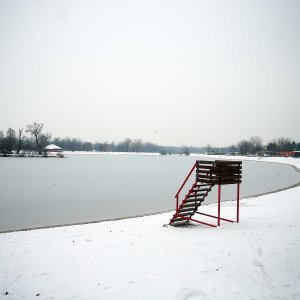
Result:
[177, 288, 207, 300]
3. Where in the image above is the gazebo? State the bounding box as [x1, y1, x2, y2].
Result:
[43, 144, 64, 157]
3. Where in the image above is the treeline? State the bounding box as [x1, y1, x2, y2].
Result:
[1, 123, 299, 157]
[0, 123, 51, 156]
[52, 137, 162, 153]
[0, 122, 203, 156]
[52, 138, 204, 154]
[236, 136, 299, 155]
[207, 136, 300, 156]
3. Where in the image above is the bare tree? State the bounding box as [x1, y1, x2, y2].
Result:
[16, 128, 25, 154]
[249, 136, 263, 154]
[276, 137, 294, 152]
[182, 146, 190, 156]
[26, 122, 51, 154]
[0, 130, 5, 155]
[266, 140, 278, 155]
[39, 133, 52, 156]
[238, 140, 251, 155]
[132, 139, 143, 152]
[82, 141, 93, 151]
[26, 122, 43, 153]
[122, 138, 132, 152]
[5, 128, 17, 153]
[0, 129, 16, 156]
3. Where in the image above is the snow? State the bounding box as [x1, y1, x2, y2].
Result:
[44, 144, 62, 150]
[0, 157, 300, 299]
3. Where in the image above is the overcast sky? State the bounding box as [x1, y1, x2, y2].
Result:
[0, 0, 299, 147]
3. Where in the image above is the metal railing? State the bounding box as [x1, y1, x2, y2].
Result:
[175, 162, 197, 212]
[175, 160, 216, 212]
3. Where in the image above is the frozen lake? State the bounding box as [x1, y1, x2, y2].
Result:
[1, 154, 300, 232]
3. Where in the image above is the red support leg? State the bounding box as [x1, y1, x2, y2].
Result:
[196, 212, 234, 223]
[218, 184, 221, 226]
[237, 182, 240, 223]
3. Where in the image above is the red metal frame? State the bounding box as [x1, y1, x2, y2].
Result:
[194, 181, 240, 227]
[195, 212, 234, 223]
[237, 182, 240, 223]
[175, 162, 197, 212]
[176, 214, 217, 227]
[173, 160, 241, 227]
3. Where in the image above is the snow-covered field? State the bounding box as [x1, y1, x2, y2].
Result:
[0, 156, 299, 300]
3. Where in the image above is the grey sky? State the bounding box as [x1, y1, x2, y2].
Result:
[0, 0, 299, 147]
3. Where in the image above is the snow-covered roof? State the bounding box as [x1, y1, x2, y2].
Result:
[44, 144, 62, 150]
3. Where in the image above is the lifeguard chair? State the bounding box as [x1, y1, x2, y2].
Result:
[169, 160, 242, 227]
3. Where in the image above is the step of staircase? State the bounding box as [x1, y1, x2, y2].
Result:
[177, 211, 193, 217]
[171, 216, 187, 222]
[181, 203, 197, 208]
[184, 199, 202, 204]
[188, 193, 207, 198]
[178, 207, 195, 213]
[170, 220, 189, 226]
[169, 164, 215, 225]
[194, 187, 210, 192]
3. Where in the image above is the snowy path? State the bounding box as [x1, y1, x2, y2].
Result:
[0, 157, 300, 299]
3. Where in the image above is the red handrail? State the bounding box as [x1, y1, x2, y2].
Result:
[175, 162, 197, 211]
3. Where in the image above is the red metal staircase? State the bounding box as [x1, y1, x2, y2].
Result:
[169, 160, 242, 227]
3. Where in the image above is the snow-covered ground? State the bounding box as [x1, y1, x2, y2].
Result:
[0, 156, 299, 299]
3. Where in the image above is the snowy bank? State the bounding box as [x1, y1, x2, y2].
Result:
[0, 157, 300, 299]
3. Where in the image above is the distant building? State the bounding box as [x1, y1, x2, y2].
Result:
[44, 144, 64, 157]
[278, 151, 300, 158]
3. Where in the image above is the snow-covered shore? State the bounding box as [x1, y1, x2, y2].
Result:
[1, 157, 300, 299]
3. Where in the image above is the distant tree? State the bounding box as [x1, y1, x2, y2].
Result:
[26, 122, 43, 154]
[266, 140, 278, 154]
[182, 146, 190, 156]
[23, 137, 35, 152]
[132, 139, 143, 152]
[123, 138, 132, 152]
[238, 140, 251, 155]
[16, 128, 25, 154]
[26, 122, 51, 154]
[0, 130, 6, 155]
[143, 141, 159, 153]
[101, 142, 109, 152]
[206, 144, 212, 153]
[5, 128, 17, 153]
[116, 138, 132, 152]
[39, 133, 52, 156]
[55, 137, 68, 150]
[249, 136, 263, 154]
[95, 142, 110, 152]
[109, 142, 115, 152]
[51, 137, 62, 148]
[82, 141, 93, 151]
[276, 138, 294, 152]
[0, 129, 16, 155]
[67, 138, 79, 151]
[229, 144, 238, 155]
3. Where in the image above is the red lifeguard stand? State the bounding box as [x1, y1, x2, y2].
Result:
[169, 160, 242, 227]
